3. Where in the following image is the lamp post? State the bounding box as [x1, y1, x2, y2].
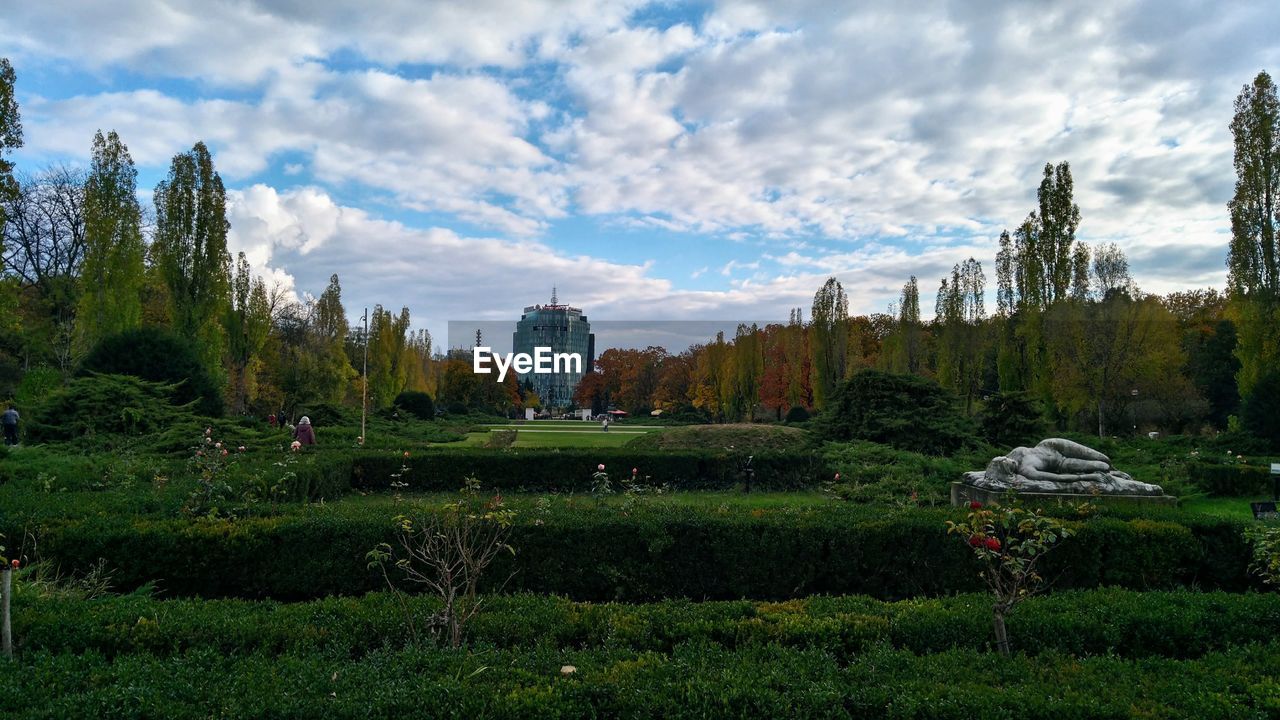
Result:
[361, 308, 369, 445]
[1130, 388, 1139, 437]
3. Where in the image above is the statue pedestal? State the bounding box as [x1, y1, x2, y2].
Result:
[951, 482, 1178, 507]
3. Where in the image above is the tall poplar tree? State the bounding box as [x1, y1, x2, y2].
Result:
[0, 57, 21, 223]
[152, 141, 231, 374]
[809, 277, 848, 409]
[1227, 70, 1280, 401]
[77, 130, 145, 352]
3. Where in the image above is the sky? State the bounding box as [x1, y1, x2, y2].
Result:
[2, 0, 1277, 348]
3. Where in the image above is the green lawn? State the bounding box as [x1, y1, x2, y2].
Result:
[463, 421, 664, 448]
[1177, 494, 1278, 519]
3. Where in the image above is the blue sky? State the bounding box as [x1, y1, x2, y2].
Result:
[3, 0, 1278, 344]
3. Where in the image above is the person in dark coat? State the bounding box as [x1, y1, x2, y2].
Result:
[1, 404, 18, 446]
[293, 415, 317, 446]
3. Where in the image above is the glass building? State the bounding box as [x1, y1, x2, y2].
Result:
[511, 290, 595, 409]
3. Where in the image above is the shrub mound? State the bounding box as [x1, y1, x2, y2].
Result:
[627, 424, 810, 452]
[392, 391, 435, 420]
[80, 327, 223, 416]
[25, 374, 195, 444]
[818, 370, 975, 454]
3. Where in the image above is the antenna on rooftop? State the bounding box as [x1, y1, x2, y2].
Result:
[551, 286, 558, 305]
[475, 328, 482, 348]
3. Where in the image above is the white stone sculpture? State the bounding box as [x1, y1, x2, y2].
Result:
[963, 438, 1164, 496]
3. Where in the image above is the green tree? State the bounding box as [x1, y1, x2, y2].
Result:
[883, 276, 923, 374]
[224, 253, 271, 414]
[1227, 71, 1280, 402]
[809, 277, 848, 409]
[1045, 290, 1185, 437]
[77, 130, 145, 353]
[151, 141, 231, 376]
[934, 258, 987, 413]
[0, 57, 21, 228]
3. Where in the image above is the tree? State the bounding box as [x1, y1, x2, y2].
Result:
[1227, 71, 1280, 401]
[0, 57, 22, 232]
[80, 326, 223, 416]
[809, 278, 848, 409]
[1044, 291, 1185, 437]
[935, 259, 987, 413]
[224, 253, 271, 414]
[883, 276, 923, 375]
[152, 141, 231, 376]
[1228, 71, 1280, 298]
[818, 369, 974, 455]
[1091, 242, 1132, 299]
[77, 130, 145, 353]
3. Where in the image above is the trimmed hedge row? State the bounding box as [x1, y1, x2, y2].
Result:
[19, 505, 1260, 600]
[11, 588, 1280, 661]
[342, 447, 831, 492]
[1191, 462, 1277, 496]
[3, 644, 1278, 719]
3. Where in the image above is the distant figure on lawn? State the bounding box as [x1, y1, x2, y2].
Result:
[1, 404, 18, 446]
[601, 416, 609, 433]
[293, 416, 317, 446]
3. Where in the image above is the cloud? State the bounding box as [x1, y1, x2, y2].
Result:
[4, 0, 1273, 315]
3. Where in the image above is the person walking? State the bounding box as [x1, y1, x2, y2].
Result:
[293, 416, 317, 446]
[601, 415, 610, 433]
[1, 405, 18, 447]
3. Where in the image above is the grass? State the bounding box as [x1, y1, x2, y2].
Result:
[1177, 494, 1278, 519]
[461, 420, 664, 448]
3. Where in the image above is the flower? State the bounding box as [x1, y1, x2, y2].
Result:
[632, 467, 638, 474]
[833, 472, 841, 481]
[597, 464, 605, 471]
[195, 450, 204, 457]
[290, 441, 302, 452]
[984, 537, 1002, 551]
[221, 449, 229, 457]
[356, 436, 364, 445]
[237, 446, 246, 453]
[967, 535, 983, 547]
[969, 501, 983, 509]
[205, 437, 213, 445]
[10, 559, 18, 569]
[204, 427, 212, 436]
[214, 442, 222, 449]
[403, 451, 411, 458]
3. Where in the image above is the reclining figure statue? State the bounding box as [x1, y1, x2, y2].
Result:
[963, 438, 1164, 496]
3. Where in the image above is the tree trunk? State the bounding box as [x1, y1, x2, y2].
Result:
[1097, 396, 1105, 438]
[992, 607, 1010, 657]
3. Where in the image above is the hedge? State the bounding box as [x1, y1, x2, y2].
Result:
[10, 588, 1280, 661]
[1191, 462, 1277, 496]
[17, 505, 1260, 600]
[342, 447, 831, 492]
[2, 644, 1277, 719]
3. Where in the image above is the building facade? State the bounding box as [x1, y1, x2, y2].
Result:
[511, 290, 595, 409]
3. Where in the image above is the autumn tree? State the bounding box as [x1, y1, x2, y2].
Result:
[76, 130, 145, 353]
[152, 141, 231, 376]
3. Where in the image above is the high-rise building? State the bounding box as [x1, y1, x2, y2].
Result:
[511, 289, 595, 409]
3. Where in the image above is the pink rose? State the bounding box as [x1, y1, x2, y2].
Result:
[597, 464, 605, 471]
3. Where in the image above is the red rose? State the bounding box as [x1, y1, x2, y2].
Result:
[967, 536, 983, 547]
[10, 559, 18, 569]
[985, 538, 1002, 551]
[968, 501, 982, 509]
